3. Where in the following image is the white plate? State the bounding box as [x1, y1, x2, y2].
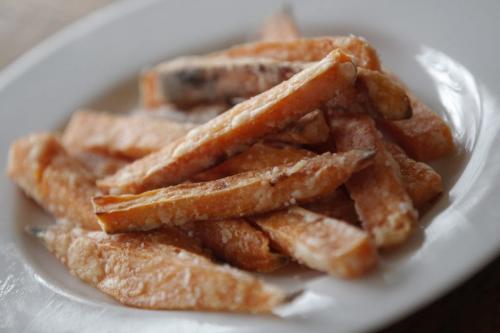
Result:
[1, 0, 500, 332]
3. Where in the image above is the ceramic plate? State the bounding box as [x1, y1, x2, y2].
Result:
[1, 1, 500, 332]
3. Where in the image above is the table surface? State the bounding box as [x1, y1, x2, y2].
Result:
[1, 1, 499, 332]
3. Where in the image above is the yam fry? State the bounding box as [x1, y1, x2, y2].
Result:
[379, 92, 454, 161]
[213, 36, 381, 70]
[94, 150, 375, 234]
[98, 50, 357, 194]
[63, 110, 328, 164]
[385, 142, 443, 209]
[143, 57, 409, 120]
[71, 151, 129, 178]
[193, 142, 315, 181]
[63, 111, 196, 159]
[192, 142, 371, 277]
[30, 225, 285, 312]
[303, 187, 359, 224]
[179, 219, 288, 272]
[251, 207, 377, 278]
[7, 133, 100, 230]
[356, 68, 412, 120]
[147, 57, 305, 107]
[64, 114, 286, 273]
[265, 109, 330, 145]
[259, 7, 300, 41]
[141, 69, 166, 109]
[330, 114, 418, 248]
[143, 103, 229, 123]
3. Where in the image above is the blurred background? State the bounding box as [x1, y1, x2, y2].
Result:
[0, 0, 112, 69]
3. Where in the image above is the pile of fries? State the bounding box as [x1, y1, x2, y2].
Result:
[7, 9, 453, 313]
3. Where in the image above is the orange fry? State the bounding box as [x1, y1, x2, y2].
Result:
[63, 111, 196, 159]
[385, 142, 443, 209]
[94, 150, 374, 234]
[98, 50, 357, 194]
[63, 113, 286, 272]
[180, 219, 288, 272]
[144, 56, 409, 121]
[330, 114, 418, 248]
[7, 133, 100, 230]
[144, 57, 305, 107]
[266, 109, 330, 145]
[251, 207, 377, 278]
[192, 143, 373, 277]
[379, 92, 454, 161]
[63, 110, 329, 164]
[193, 142, 315, 181]
[71, 151, 129, 179]
[30, 225, 285, 312]
[213, 36, 381, 70]
[356, 68, 412, 120]
[259, 7, 300, 41]
[303, 188, 359, 224]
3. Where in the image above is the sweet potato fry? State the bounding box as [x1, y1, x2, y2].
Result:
[251, 207, 377, 278]
[143, 103, 229, 123]
[385, 142, 443, 209]
[356, 68, 412, 120]
[193, 142, 315, 181]
[63, 111, 196, 159]
[179, 219, 288, 272]
[213, 36, 381, 70]
[7, 133, 101, 230]
[94, 150, 374, 233]
[98, 50, 357, 194]
[266, 109, 330, 145]
[64, 113, 286, 272]
[378, 92, 454, 161]
[303, 187, 359, 224]
[70, 151, 129, 179]
[330, 114, 418, 248]
[146, 57, 305, 107]
[141, 69, 166, 109]
[259, 7, 300, 41]
[63, 110, 329, 164]
[196, 144, 376, 277]
[30, 225, 285, 312]
[144, 56, 409, 121]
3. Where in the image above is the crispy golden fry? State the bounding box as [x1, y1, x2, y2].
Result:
[7, 133, 101, 230]
[146, 57, 305, 107]
[250, 207, 377, 278]
[30, 225, 285, 312]
[330, 114, 418, 248]
[259, 7, 300, 41]
[303, 188, 359, 224]
[63, 111, 196, 159]
[356, 68, 412, 120]
[193, 142, 315, 181]
[179, 219, 288, 272]
[213, 36, 381, 70]
[94, 150, 374, 233]
[385, 142, 443, 209]
[379, 91, 454, 161]
[98, 50, 357, 194]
